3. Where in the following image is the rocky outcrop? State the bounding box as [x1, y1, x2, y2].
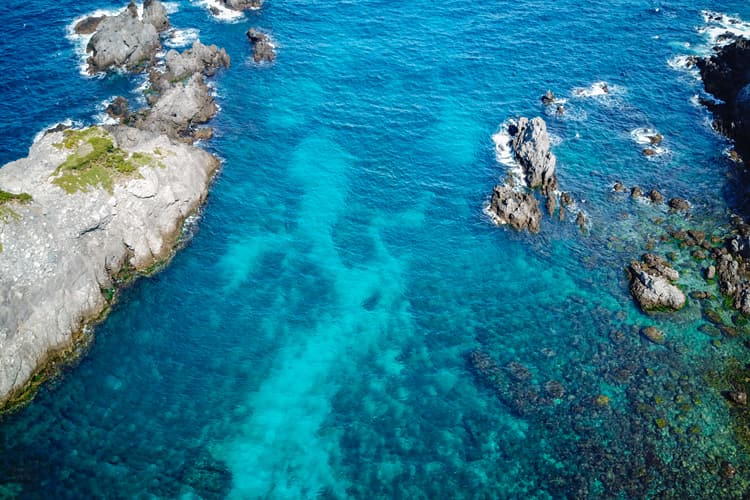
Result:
[142, 0, 170, 32]
[487, 185, 542, 233]
[697, 36, 750, 163]
[509, 117, 558, 196]
[137, 74, 218, 140]
[86, 0, 161, 73]
[0, 125, 219, 409]
[163, 40, 231, 82]
[222, 0, 262, 11]
[246, 29, 276, 63]
[629, 254, 686, 312]
[487, 116, 564, 233]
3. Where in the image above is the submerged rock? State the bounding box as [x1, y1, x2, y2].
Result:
[246, 28, 276, 63]
[628, 254, 686, 312]
[641, 326, 666, 345]
[487, 185, 541, 233]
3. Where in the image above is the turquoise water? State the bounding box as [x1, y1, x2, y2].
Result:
[2, 0, 750, 497]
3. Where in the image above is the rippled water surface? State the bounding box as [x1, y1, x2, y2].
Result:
[2, 0, 750, 497]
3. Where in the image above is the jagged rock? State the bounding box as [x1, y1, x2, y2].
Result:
[668, 197, 690, 211]
[717, 254, 740, 296]
[697, 36, 750, 162]
[629, 254, 685, 311]
[86, 1, 160, 73]
[106, 96, 130, 122]
[541, 90, 555, 105]
[221, 0, 262, 10]
[487, 185, 541, 233]
[648, 189, 664, 204]
[143, 0, 170, 32]
[246, 29, 276, 63]
[163, 40, 231, 82]
[74, 15, 105, 35]
[508, 117, 557, 195]
[138, 74, 218, 141]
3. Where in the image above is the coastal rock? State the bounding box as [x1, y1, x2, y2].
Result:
[668, 197, 690, 211]
[613, 181, 625, 193]
[74, 15, 105, 35]
[106, 96, 130, 122]
[487, 185, 541, 233]
[142, 0, 170, 32]
[648, 189, 664, 204]
[508, 117, 558, 195]
[629, 254, 685, 312]
[0, 126, 219, 407]
[221, 0, 262, 10]
[631, 186, 642, 198]
[541, 90, 555, 105]
[246, 29, 276, 63]
[86, 1, 161, 73]
[138, 74, 218, 141]
[164, 41, 231, 81]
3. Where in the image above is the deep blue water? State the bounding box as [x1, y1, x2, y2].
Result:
[2, 0, 750, 497]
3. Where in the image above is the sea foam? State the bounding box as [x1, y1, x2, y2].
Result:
[192, 0, 246, 22]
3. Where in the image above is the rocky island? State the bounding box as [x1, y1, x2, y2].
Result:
[0, 0, 229, 412]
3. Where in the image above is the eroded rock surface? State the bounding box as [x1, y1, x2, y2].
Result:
[629, 254, 686, 312]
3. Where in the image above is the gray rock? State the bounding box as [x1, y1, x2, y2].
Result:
[487, 185, 541, 233]
[86, 1, 161, 73]
[221, 0, 262, 10]
[509, 117, 558, 195]
[246, 29, 276, 63]
[0, 126, 219, 407]
[138, 74, 218, 140]
[143, 0, 170, 32]
[74, 15, 106, 35]
[629, 254, 686, 311]
[164, 40, 231, 81]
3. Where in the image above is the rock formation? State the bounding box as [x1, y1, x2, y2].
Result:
[246, 29, 276, 63]
[487, 184, 542, 233]
[222, 0, 263, 11]
[0, 0, 231, 411]
[86, 0, 162, 73]
[487, 116, 565, 233]
[628, 254, 686, 312]
[0, 125, 219, 409]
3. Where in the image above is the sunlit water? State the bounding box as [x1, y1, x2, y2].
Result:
[2, 0, 750, 497]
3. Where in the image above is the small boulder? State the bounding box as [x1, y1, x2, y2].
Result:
[641, 326, 665, 345]
[631, 186, 642, 198]
[725, 391, 747, 406]
[613, 181, 625, 193]
[106, 96, 130, 122]
[629, 254, 685, 312]
[668, 197, 690, 211]
[541, 90, 555, 105]
[648, 189, 664, 204]
[246, 28, 276, 63]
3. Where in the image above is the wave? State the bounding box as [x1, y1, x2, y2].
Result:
[571, 81, 621, 98]
[630, 127, 669, 157]
[700, 11, 750, 47]
[491, 120, 525, 187]
[164, 27, 200, 48]
[162, 1, 180, 14]
[93, 98, 121, 126]
[191, 0, 246, 22]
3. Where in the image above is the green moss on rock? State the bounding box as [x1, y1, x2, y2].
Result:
[51, 127, 159, 194]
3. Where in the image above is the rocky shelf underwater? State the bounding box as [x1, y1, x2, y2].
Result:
[4, 0, 750, 498]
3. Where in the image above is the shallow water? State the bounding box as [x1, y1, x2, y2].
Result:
[2, 0, 750, 497]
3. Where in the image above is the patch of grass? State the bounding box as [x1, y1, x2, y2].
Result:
[0, 189, 32, 222]
[51, 127, 159, 194]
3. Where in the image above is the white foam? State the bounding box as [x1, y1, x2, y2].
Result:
[191, 0, 246, 22]
[491, 120, 525, 187]
[700, 11, 750, 47]
[630, 127, 669, 157]
[667, 54, 697, 71]
[33, 119, 84, 144]
[162, 1, 180, 14]
[571, 81, 619, 98]
[93, 98, 120, 125]
[164, 27, 200, 48]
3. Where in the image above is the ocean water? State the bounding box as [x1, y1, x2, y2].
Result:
[2, 0, 750, 497]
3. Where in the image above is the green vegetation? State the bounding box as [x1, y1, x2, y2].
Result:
[51, 127, 160, 194]
[0, 189, 32, 222]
